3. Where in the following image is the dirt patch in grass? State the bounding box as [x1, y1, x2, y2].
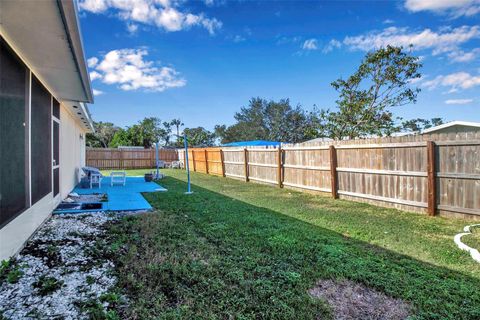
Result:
[309, 279, 412, 320]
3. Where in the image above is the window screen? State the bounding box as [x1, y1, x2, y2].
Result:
[53, 98, 60, 119]
[0, 38, 27, 227]
[53, 121, 59, 166]
[53, 168, 59, 196]
[31, 76, 52, 204]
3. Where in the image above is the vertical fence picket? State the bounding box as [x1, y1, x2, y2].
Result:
[244, 148, 249, 182]
[427, 141, 437, 216]
[220, 149, 226, 177]
[204, 149, 209, 174]
[278, 147, 283, 188]
[192, 150, 196, 172]
[329, 145, 338, 199]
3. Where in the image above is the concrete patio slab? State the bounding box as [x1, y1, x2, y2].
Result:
[68, 177, 166, 212]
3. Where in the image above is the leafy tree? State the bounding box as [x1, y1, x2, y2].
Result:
[215, 97, 314, 144]
[233, 98, 269, 140]
[107, 117, 167, 148]
[401, 117, 444, 133]
[86, 122, 119, 148]
[302, 107, 329, 140]
[179, 127, 216, 147]
[118, 117, 167, 148]
[213, 124, 227, 143]
[215, 122, 259, 144]
[428, 117, 444, 128]
[109, 128, 131, 148]
[162, 121, 173, 146]
[318, 45, 422, 140]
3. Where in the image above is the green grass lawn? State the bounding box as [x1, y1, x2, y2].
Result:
[102, 169, 154, 177]
[463, 226, 480, 250]
[104, 169, 480, 319]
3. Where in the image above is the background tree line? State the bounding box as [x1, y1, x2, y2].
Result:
[214, 46, 443, 144]
[88, 46, 443, 148]
[87, 118, 216, 148]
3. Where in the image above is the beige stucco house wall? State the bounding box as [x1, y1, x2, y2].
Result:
[0, 0, 94, 261]
[60, 106, 89, 199]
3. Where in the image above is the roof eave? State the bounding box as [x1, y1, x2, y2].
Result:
[80, 102, 95, 133]
[57, 0, 94, 104]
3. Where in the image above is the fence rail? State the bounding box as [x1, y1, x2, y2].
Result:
[179, 134, 480, 219]
[86, 148, 178, 169]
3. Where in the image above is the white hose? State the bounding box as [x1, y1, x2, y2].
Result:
[454, 224, 480, 263]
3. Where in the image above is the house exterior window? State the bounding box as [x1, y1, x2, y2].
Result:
[0, 37, 28, 227]
[53, 99, 60, 196]
[0, 36, 58, 227]
[30, 76, 52, 204]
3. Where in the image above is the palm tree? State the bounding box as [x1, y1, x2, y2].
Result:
[170, 118, 184, 138]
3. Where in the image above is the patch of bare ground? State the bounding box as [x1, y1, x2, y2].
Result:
[309, 279, 412, 320]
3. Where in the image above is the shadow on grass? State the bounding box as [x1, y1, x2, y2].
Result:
[108, 175, 480, 320]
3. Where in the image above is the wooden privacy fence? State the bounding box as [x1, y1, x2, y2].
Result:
[86, 148, 178, 169]
[183, 147, 225, 176]
[179, 135, 480, 219]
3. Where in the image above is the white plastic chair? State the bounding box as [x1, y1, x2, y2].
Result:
[90, 173, 103, 188]
[110, 171, 126, 186]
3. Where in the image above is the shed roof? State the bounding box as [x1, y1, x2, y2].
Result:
[222, 140, 281, 147]
[421, 121, 480, 134]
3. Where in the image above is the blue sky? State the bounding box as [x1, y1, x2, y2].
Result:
[79, 0, 480, 131]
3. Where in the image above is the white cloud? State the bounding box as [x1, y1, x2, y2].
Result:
[93, 89, 104, 96]
[445, 98, 474, 104]
[340, 25, 480, 60]
[87, 57, 99, 68]
[89, 48, 186, 92]
[423, 72, 480, 92]
[78, 0, 222, 35]
[90, 71, 103, 81]
[78, 0, 108, 13]
[276, 36, 302, 45]
[404, 0, 480, 18]
[322, 39, 342, 53]
[383, 19, 395, 24]
[302, 38, 318, 50]
[409, 75, 426, 84]
[233, 35, 246, 43]
[447, 48, 480, 62]
[127, 23, 139, 34]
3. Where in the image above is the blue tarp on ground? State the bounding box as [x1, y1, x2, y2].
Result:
[70, 176, 166, 212]
[222, 140, 281, 147]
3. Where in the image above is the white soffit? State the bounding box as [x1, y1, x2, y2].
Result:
[62, 100, 95, 133]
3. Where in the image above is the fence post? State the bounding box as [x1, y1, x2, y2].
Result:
[151, 149, 155, 168]
[277, 147, 283, 188]
[329, 145, 338, 199]
[427, 141, 437, 216]
[204, 149, 209, 174]
[120, 149, 124, 169]
[192, 150, 196, 172]
[220, 149, 226, 177]
[244, 148, 249, 182]
[183, 150, 187, 170]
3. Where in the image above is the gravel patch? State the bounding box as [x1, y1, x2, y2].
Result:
[0, 212, 120, 319]
[309, 279, 412, 320]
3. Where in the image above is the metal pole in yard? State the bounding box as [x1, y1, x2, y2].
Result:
[155, 142, 160, 179]
[184, 133, 193, 194]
